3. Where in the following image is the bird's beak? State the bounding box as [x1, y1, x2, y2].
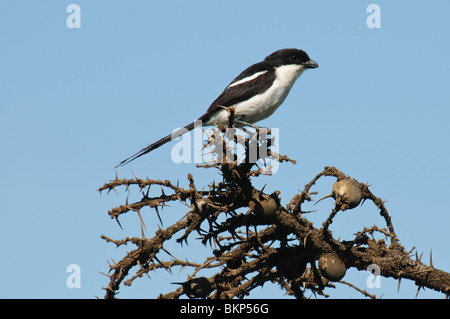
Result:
[302, 60, 319, 69]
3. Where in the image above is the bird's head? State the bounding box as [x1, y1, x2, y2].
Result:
[264, 48, 318, 69]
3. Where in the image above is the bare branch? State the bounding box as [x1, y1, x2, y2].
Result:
[99, 129, 450, 299]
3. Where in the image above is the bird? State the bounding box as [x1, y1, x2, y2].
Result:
[116, 48, 318, 167]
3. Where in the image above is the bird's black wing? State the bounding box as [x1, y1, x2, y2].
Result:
[200, 62, 275, 121]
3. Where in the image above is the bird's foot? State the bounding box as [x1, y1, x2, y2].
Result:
[235, 120, 269, 132]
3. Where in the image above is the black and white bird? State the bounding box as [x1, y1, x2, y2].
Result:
[116, 48, 318, 167]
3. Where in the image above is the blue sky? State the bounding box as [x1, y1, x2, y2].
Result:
[1, 1, 449, 299]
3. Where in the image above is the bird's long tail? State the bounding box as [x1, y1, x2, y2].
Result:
[115, 121, 196, 168]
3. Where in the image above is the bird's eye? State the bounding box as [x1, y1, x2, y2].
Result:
[290, 55, 298, 61]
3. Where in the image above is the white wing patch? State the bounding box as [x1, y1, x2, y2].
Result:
[227, 70, 268, 88]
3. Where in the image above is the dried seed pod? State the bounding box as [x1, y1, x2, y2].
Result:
[315, 177, 363, 210]
[248, 188, 279, 220]
[318, 253, 347, 282]
[195, 198, 212, 216]
[172, 277, 213, 299]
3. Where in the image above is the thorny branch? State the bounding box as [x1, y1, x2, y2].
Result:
[99, 126, 450, 299]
